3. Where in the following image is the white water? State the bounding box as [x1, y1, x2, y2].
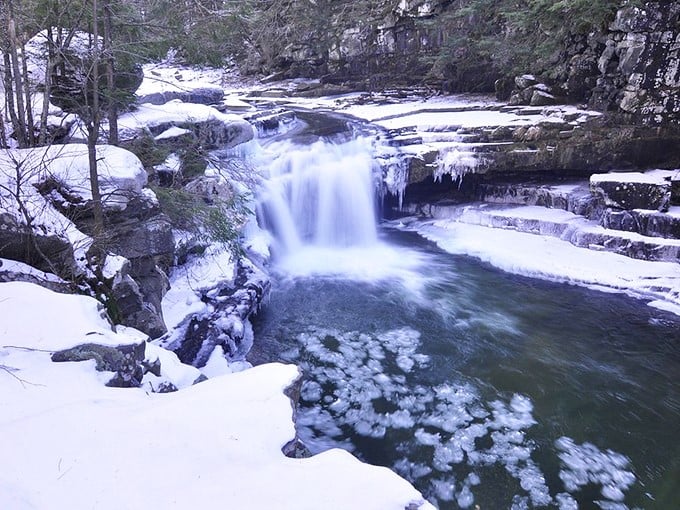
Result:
[258, 138, 379, 252]
[256, 137, 425, 281]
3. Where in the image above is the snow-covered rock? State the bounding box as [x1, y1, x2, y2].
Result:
[1, 144, 147, 209]
[0, 280, 433, 510]
[591, 171, 671, 211]
[116, 101, 254, 148]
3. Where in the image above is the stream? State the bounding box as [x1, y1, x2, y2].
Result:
[245, 115, 680, 509]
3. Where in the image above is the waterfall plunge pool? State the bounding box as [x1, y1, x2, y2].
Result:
[245, 119, 680, 509]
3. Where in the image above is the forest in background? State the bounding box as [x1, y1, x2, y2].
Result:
[2, 0, 638, 91]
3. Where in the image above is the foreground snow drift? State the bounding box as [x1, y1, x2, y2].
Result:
[0, 281, 432, 510]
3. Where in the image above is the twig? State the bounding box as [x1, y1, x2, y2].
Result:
[2, 345, 54, 353]
[0, 363, 43, 387]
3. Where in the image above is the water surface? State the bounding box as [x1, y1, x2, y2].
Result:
[251, 229, 680, 509]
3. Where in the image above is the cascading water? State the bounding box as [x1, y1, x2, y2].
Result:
[252, 134, 426, 280]
[257, 137, 379, 254]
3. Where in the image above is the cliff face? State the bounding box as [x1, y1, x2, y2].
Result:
[588, 2, 680, 124]
[277, 1, 680, 125]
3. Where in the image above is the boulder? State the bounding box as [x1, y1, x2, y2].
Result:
[590, 172, 671, 211]
[137, 86, 224, 106]
[515, 74, 538, 89]
[52, 341, 146, 388]
[110, 268, 168, 339]
[530, 90, 557, 106]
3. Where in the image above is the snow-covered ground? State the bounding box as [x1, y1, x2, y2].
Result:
[0, 281, 433, 510]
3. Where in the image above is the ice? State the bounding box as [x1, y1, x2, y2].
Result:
[456, 484, 475, 508]
[556, 437, 636, 502]
[556, 492, 579, 510]
[388, 409, 416, 429]
[412, 220, 680, 314]
[430, 478, 456, 502]
[433, 444, 464, 471]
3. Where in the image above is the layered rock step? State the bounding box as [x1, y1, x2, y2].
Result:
[411, 203, 680, 262]
[406, 170, 680, 263]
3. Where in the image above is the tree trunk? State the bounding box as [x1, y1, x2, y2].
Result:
[0, 105, 7, 147]
[2, 53, 24, 147]
[103, 0, 118, 145]
[6, 1, 29, 147]
[20, 43, 36, 146]
[39, 28, 55, 146]
[88, 0, 105, 236]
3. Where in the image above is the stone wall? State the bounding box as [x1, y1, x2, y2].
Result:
[589, 2, 680, 124]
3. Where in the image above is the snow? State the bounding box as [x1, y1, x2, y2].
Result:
[161, 245, 238, 330]
[591, 171, 671, 185]
[154, 126, 192, 140]
[408, 220, 680, 310]
[136, 63, 229, 97]
[116, 101, 254, 143]
[0, 281, 126, 351]
[101, 254, 128, 280]
[0, 281, 433, 510]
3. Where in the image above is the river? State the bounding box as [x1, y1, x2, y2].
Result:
[245, 119, 680, 509]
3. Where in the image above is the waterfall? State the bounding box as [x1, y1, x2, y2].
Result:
[257, 137, 380, 256]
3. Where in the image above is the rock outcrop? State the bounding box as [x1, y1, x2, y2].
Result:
[589, 2, 680, 124]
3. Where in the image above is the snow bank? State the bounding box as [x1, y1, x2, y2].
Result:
[0, 281, 122, 351]
[0, 281, 432, 510]
[408, 220, 680, 310]
[0, 144, 147, 205]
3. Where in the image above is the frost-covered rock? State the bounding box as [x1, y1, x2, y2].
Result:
[0, 257, 71, 293]
[162, 256, 270, 368]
